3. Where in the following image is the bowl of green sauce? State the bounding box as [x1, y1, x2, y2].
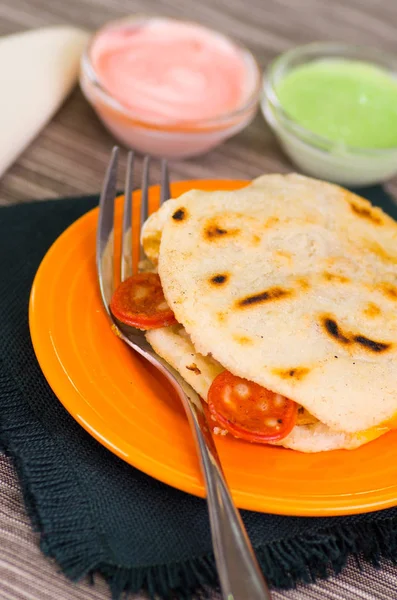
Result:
[261, 43, 397, 186]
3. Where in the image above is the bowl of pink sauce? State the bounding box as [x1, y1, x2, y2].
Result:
[80, 16, 261, 158]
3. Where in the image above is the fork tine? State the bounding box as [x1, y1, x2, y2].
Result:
[160, 159, 170, 205]
[97, 146, 119, 313]
[139, 155, 150, 264]
[121, 151, 134, 281]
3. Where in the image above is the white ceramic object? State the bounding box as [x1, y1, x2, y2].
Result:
[0, 26, 89, 178]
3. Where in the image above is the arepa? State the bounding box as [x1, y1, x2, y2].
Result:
[142, 174, 397, 450]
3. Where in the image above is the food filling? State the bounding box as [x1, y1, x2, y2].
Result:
[109, 272, 313, 443]
[110, 273, 177, 329]
[207, 370, 298, 442]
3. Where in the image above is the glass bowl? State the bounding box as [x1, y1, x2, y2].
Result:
[261, 42, 397, 186]
[80, 16, 261, 159]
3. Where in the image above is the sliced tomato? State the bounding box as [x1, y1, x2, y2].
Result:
[207, 371, 297, 443]
[110, 273, 177, 330]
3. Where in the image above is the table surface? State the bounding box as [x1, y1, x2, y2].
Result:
[1, 0, 397, 598]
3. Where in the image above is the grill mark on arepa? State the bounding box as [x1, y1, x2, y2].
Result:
[237, 287, 292, 308]
[350, 202, 383, 225]
[264, 216, 280, 228]
[322, 318, 351, 344]
[296, 277, 310, 290]
[321, 315, 392, 353]
[380, 283, 397, 300]
[172, 208, 187, 221]
[365, 241, 397, 264]
[354, 336, 391, 353]
[323, 272, 350, 284]
[275, 250, 293, 264]
[273, 367, 310, 381]
[363, 302, 381, 318]
[233, 334, 253, 345]
[210, 274, 229, 286]
[252, 234, 261, 246]
[204, 218, 240, 241]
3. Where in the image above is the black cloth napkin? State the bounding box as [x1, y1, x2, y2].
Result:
[1, 186, 397, 600]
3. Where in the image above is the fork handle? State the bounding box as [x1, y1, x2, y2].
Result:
[127, 345, 272, 598]
[186, 395, 272, 600]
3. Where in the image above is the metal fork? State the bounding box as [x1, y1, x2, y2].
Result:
[97, 146, 272, 600]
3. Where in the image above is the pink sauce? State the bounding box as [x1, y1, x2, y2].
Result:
[90, 18, 248, 123]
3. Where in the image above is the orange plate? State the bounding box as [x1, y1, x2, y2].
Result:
[29, 179, 397, 516]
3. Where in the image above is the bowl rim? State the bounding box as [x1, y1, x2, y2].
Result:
[262, 41, 397, 156]
[80, 14, 262, 133]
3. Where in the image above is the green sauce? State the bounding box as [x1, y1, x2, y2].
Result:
[276, 59, 397, 148]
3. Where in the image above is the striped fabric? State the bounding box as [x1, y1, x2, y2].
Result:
[2, 0, 397, 597]
[0, 452, 395, 599]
